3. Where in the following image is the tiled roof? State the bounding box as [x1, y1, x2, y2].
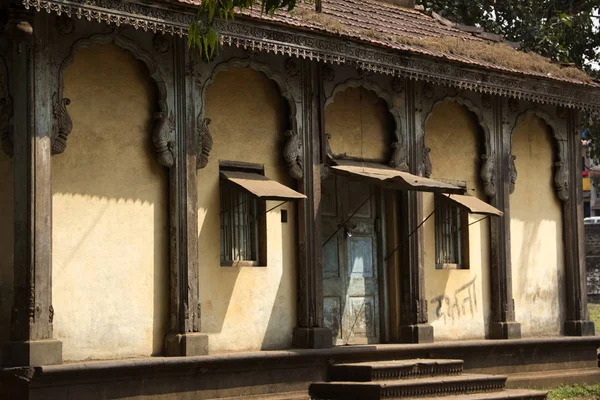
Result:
[175, 0, 598, 87]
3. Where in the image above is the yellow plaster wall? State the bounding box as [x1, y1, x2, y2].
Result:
[52, 44, 169, 361]
[0, 151, 14, 346]
[199, 67, 297, 352]
[325, 87, 393, 161]
[423, 102, 491, 340]
[510, 115, 564, 336]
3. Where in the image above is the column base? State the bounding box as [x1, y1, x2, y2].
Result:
[489, 321, 521, 339]
[399, 324, 434, 343]
[165, 333, 209, 356]
[564, 320, 595, 336]
[2, 339, 62, 367]
[292, 327, 332, 349]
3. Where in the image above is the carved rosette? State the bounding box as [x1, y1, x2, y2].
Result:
[153, 111, 175, 168]
[389, 141, 408, 171]
[284, 58, 299, 78]
[322, 64, 335, 83]
[196, 117, 213, 169]
[0, 96, 13, 157]
[554, 161, 569, 201]
[283, 129, 303, 180]
[480, 153, 496, 197]
[51, 93, 72, 155]
[508, 154, 517, 194]
[422, 147, 432, 178]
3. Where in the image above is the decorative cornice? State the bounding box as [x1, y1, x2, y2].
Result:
[24, 0, 600, 112]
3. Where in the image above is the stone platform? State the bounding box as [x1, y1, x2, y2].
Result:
[0, 337, 598, 399]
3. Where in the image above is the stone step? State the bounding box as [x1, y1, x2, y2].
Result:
[215, 391, 309, 399]
[309, 374, 507, 400]
[402, 389, 547, 400]
[330, 359, 464, 382]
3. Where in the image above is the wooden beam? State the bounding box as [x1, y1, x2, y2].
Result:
[2, 7, 62, 367]
[164, 37, 208, 356]
[292, 60, 331, 349]
[488, 97, 521, 339]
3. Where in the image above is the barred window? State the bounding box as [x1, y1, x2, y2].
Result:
[219, 166, 266, 266]
[435, 195, 469, 269]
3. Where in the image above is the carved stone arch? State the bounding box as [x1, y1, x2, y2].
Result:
[55, 32, 175, 167]
[0, 54, 13, 157]
[325, 78, 407, 170]
[510, 109, 568, 201]
[198, 57, 301, 177]
[422, 96, 495, 195]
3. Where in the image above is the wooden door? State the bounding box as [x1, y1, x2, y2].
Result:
[322, 174, 380, 345]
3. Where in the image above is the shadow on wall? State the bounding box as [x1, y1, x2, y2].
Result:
[51, 43, 169, 361]
[262, 207, 297, 350]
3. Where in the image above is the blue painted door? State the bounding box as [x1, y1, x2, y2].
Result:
[322, 175, 380, 345]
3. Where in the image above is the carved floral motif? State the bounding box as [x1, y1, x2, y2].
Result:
[56, 14, 75, 35]
[391, 77, 404, 94]
[480, 153, 496, 197]
[423, 84, 435, 100]
[322, 64, 335, 82]
[284, 58, 299, 78]
[196, 117, 213, 169]
[283, 129, 303, 180]
[152, 33, 171, 53]
[422, 147, 432, 178]
[508, 98, 519, 113]
[481, 93, 492, 109]
[51, 93, 72, 155]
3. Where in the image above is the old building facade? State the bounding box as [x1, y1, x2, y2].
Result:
[1, 0, 599, 398]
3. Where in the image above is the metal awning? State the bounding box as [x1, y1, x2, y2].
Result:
[441, 193, 503, 216]
[329, 160, 464, 194]
[220, 170, 306, 201]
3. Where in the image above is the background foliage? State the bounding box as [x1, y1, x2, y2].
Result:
[419, 1, 600, 162]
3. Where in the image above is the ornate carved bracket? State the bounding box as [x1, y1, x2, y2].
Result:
[422, 147, 432, 178]
[196, 117, 212, 169]
[508, 154, 517, 194]
[153, 111, 175, 168]
[555, 160, 569, 202]
[389, 141, 408, 171]
[51, 92, 72, 155]
[283, 129, 303, 180]
[480, 153, 496, 197]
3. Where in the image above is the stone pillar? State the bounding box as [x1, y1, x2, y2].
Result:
[399, 80, 433, 343]
[563, 109, 595, 336]
[488, 97, 521, 339]
[164, 37, 208, 356]
[2, 6, 62, 367]
[292, 60, 332, 349]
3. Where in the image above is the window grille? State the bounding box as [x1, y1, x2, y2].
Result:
[220, 177, 262, 265]
[435, 195, 468, 269]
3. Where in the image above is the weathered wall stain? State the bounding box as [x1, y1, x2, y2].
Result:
[430, 276, 478, 324]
